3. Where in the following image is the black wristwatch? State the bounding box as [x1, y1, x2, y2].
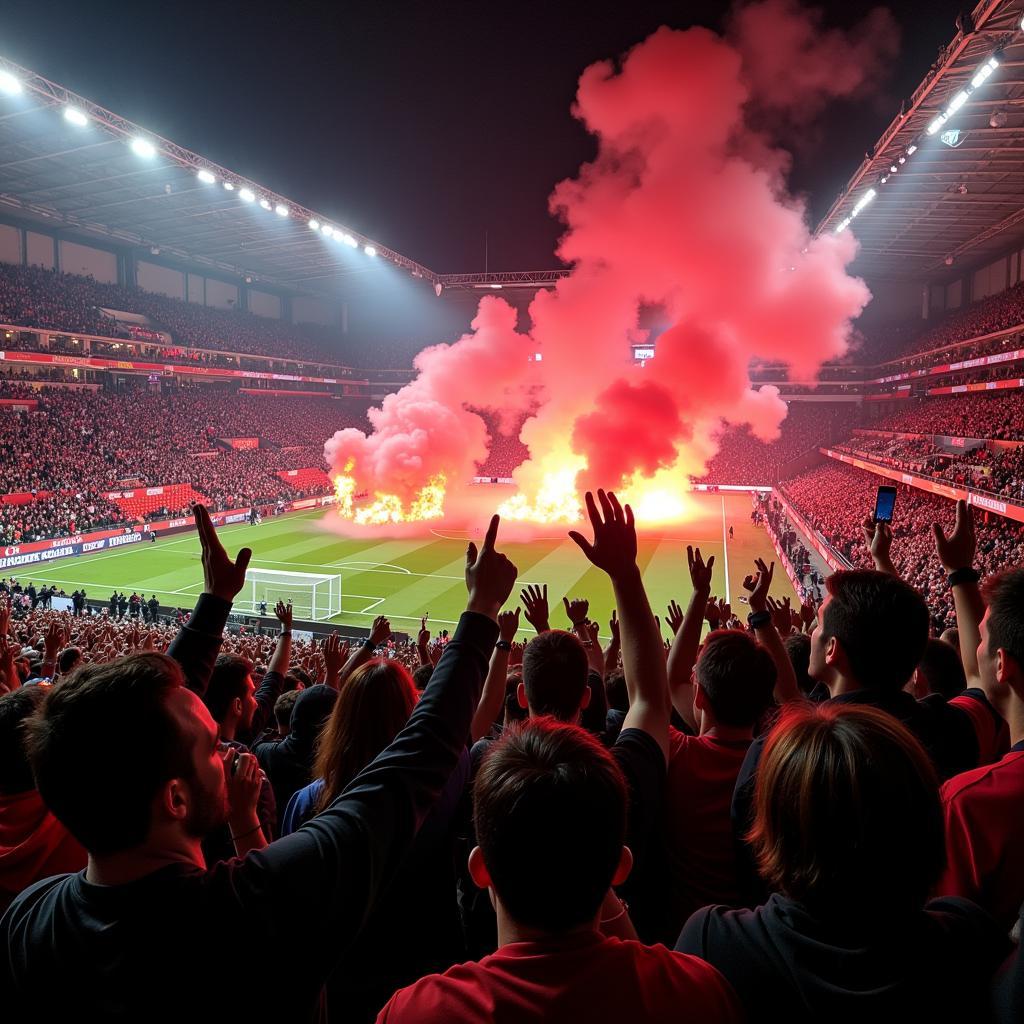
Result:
[947, 567, 980, 587]
[747, 610, 772, 629]
[495, 640, 512, 651]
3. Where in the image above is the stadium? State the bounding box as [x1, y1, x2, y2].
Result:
[3, 1, 1024, 1020]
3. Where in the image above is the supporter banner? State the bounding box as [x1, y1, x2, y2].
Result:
[864, 390, 912, 402]
[0, 491, 52, 506]
[0, 398, 37, 412]
[239, 388, 338, 396]
[772, 491, 849, 572]
[0, 349, 368, 388]
[690, 484, 773, 493]
[876, 325, 1022, 371]
[222, 437, 259, 450]
[819, 448, 1024, 526]
[872, 348, 1024, 385]
[928, 378, 1024, 396]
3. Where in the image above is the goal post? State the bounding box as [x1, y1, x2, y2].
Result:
[239, 568, 342, 622]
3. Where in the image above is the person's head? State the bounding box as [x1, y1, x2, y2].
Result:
[978, 568, 1024, 718]
[809, 570, 928, 695]
[204, 654, 256, 737]
[57, 647, 83, 677]
[783, 633, 815, 696]
[939, 626, 960, 653]
[24, 652, 228, 855]
[471, 718, 631, 934]
[411, 664, 433, 692]
[503, 672, 527, 725]
[0, 687, 47, 795]
[273, 688, 301, 736]
[519, 630, 590, 722]
[605, 671, 628, 714]
[314, 659, 416, 810]
[287, 667, 312, 689]
[694, 630, 776, 730]
[911, 637, 967, 702]
[749, 702, 943, 914]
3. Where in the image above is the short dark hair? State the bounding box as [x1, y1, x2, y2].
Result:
[57, 647, 82, 675]
[917, 637, 967, 701]
[287, 667, 313, 689]
[695, 630, 776, 727]
[205, 654, 253, 724]
[822, 570, 929, 692]
[0, 687, 47, 794]
[412, 664, 434, 692]
[474, 718, 627, 932]
[24, 653, 194, 854]
[605, 671, 628, 713]
[521, 630, 589, 721]
[750, 702, 943, 913]
[783, 633, 815, 696]
[273, 688, 301, 730]
[504, 672, 527, 725]
[982, 568, 1024, 668]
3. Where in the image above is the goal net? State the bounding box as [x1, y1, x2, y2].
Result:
[238, 568, 342, 622]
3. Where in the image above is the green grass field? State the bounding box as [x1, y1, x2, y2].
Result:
[18, 492, 796, 638]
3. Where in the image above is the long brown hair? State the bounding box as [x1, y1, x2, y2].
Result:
[313, 659, 417, 812]
[749, 702, 944, 914]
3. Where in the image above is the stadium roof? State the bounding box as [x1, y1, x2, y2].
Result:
[818, 0, 1024, 283]
[0, 56, 566, 298]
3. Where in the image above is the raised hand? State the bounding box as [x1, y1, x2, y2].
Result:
[705, 598, 722, 629]
[519, 583, 550, 633]
[563, 596, 590, 627]
[742, 558, 775, 614]
[369, 615, 392, 646]
[609, 609, 620, 643]
[465, 514, 518, 620]
[417, 614, 431, 649]
[687, 545, 715, 592]
[766, 595, 792, 635]
[194, 503, 252, 602]
[932, 499, 976, 573]
[0, 600, 9, 637]
[800, 600, 816, 631]
[275, 600, 293, 631]
[861, 515, 895, 574]
[666, 600, 684, 636]
[568, 490, 638, 581]
[509, 640, 524, 668]
[498, 607, 521, 644]
[322, 632, 347, 687]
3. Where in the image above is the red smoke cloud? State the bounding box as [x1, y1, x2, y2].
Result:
[326, 2, 882, 520]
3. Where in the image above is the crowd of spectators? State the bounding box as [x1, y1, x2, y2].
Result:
[780, 459, 1024, 628]
[472, 410, 531, 478]
[869, 392, 1024, 441]
[693, 402, 863, 486]
[1, 493, 1023, 1021]
[0, 263, 423, 369]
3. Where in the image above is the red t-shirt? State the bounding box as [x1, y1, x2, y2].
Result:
[949, 691, 1008, 766]
[376, 931, 742, 1023]
[937, 741, 1024, 931]
[666, 728, 751, 932]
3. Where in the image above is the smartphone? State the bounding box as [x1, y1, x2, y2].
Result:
[874, 485, 897, 523]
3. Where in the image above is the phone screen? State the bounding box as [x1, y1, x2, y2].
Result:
[874, 486, 897, 523]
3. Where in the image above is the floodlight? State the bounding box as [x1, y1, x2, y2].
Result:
[898, 155, 906, 164]
[239, 187, 256, 202]
[926, 113, 948, 135]
[343, 234, 358, 248]
[197, 168, 216, 184]
[259, 198, 271, 210]
[890, 164, 898, 173]
[880, 175, 888, 184]
[63, 106, 88, 127]
[947, 91, 969, 115]
[0, 71, 22, 95]
[308, 218, 320, 230]
[907, 144, 917, 155]
[322, 224, 335, 237]
[131, 137, 156, 158]
[364, 245, 378, 257]
[852, 188, 876, 216]
[224, 181, 235, 191]
[490, 283, 502, 289]
[275, 203, 288, 217]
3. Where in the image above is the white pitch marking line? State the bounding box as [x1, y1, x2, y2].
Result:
[721, 495, 731, 605]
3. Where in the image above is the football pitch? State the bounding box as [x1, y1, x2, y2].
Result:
[18, 492, 797, 638]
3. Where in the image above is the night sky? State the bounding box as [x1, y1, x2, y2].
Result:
[2, 0, 968, 273]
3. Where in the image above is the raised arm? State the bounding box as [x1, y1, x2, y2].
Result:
[471, 607, 519, 742]
[667, 546, 714, 732]
[933, 499, 985, 688]
[604, 609, 621, 676]
[520, 583, 550, 635]
[570, 490, 669, 763]
[224, 514, 518, 970]
[744, 558, 801, 705]
[338, 615, 392, 683]
[564, 596, 605, 676]
[861, 516, 899, 578]
[168, 504, 250, 696]
[416, 616, 432, 668]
